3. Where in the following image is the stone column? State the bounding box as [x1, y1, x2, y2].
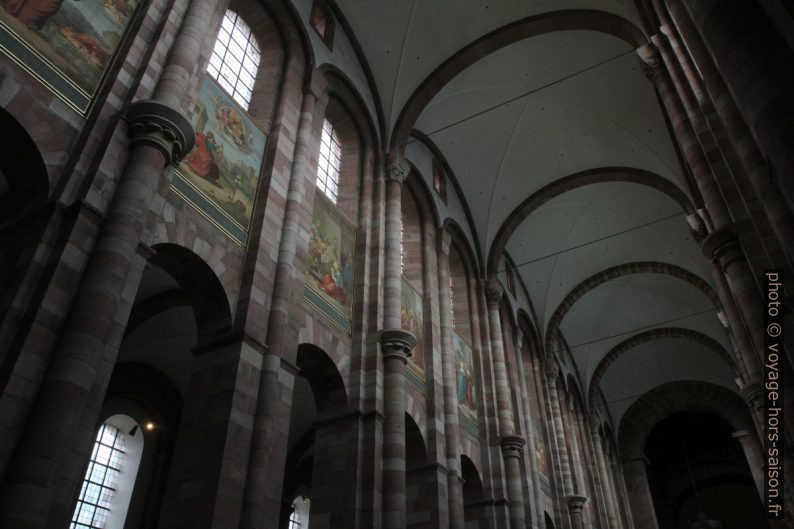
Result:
[484, 282, 526, 529]
[680, 0, 794, 217]
[437, 233, 465, 528]
[240, 83, 325, 529]
[0, 9, 207, 522]
[612, 458, 635, 529]
[545, 366, 574, 498]
[380, 329, 416, 529]
[664, 0, 794, 261]
[380, 156, 416, 529]
[638, 46, 767, 368]
[731, 430, 765, 500]
[589, 417, 620, 529]
[566, 495, 588, 529]
[622, 456, 659, 529]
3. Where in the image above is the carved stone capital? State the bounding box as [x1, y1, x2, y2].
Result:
[485, 280, 503, 307]
[545, 360, 560, 383]
[589, 412, 602, 433]
[126, 100, 195, 167]
[731, 430, 751, 442]
[701, 227, 744, 272]
[566, 495, 588, 513]
[385, 157, 410, 183]
[742, 381, 765, 410]
[499, 434, 525, 459]
[379, 328, 416, 364]
[636, 44, 665, 83]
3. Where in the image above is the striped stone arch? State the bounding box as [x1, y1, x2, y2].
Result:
[486, 167, 694, 275]
[544, 261, 721, 354]
[296, 343, 349, 417]
[587, 327, 736, 410]
[618, 380, 753, 460]
[390, 9, 647, 150]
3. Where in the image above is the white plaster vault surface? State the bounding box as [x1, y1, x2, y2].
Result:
[313, 1, 739, 427]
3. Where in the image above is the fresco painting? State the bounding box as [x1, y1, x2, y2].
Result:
[400, 278, 425, 379]
[174, 75, 265, 239]
[455, 332, 477, 422]
[1, 0, 139, 110]
[534, 416, 551, 480]
[305, 193, 356, 322]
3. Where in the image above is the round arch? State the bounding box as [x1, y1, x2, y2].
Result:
[544, 261, 721, 352]
[296, 343, 349, 415]
[147, 243, 233, 347]
[486, 167, 695, 275]
[587, 328, 736, 410]
[618, 381, 754, 460]
[390, 9, 648, 150]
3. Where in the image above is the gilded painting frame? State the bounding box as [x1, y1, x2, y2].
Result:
[0, 0, 143, 114]
[171, 75, 267, 247]
[303, 192, 357, 333]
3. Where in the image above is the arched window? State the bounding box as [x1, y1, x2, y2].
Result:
[288, 496, 310, 529]
[71, 416, 143, 529]
[207, 10, 260, 109]
[317, 119, 341, 203]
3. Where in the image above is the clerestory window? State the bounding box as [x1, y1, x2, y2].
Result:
[207, 11, 260, 109]
[317, 119, 341, 203]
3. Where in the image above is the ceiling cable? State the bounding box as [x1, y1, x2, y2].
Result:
[401, 48, 637, 148]
[545, 306, 718, 358]
[499, 210, 687, 274]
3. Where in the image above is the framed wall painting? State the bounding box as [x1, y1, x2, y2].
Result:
[303, 192, 356, 333]
[401, 277, 425, 388]
[455, 331, 478, 434]
[1, 0, 141, 113]
[171, 75, 266, 246]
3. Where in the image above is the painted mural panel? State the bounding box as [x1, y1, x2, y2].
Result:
[533, 416, 551, 481]
[455, 332, 477, 423]
[172, 75, 266, 245]
[304, 192, 356, 328]
[1, 0, 140, 112]
[401, 278, 425, 382]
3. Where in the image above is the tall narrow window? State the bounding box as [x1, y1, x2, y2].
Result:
[71, 416, 143, 529]
[71, 424, 126, 528]
[317, 119, 341, 203]
[288, 496, 310, 529]
[207, 11, 260, 109]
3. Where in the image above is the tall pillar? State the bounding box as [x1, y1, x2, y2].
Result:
[731, 430, 765, 500]
[438, 234, 465, 528]
[0, 0, 218, 521]
[566, 495, 588, 529]
[240, 82, 326, 528]
[622, 456, 659, 529]
[680, 0, 794, 217]
[545, 364, 575, 529]
[638, 45, 767, 370]
[380, 156, 416, 529]
[484, 282, 526, 529]
[589, 416, 620, 529]
[664, 0, 794, 262]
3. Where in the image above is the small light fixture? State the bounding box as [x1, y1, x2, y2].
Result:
[145, 422, 155, 431]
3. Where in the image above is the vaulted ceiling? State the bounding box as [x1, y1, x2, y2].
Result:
[323, 1, 736, 429]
